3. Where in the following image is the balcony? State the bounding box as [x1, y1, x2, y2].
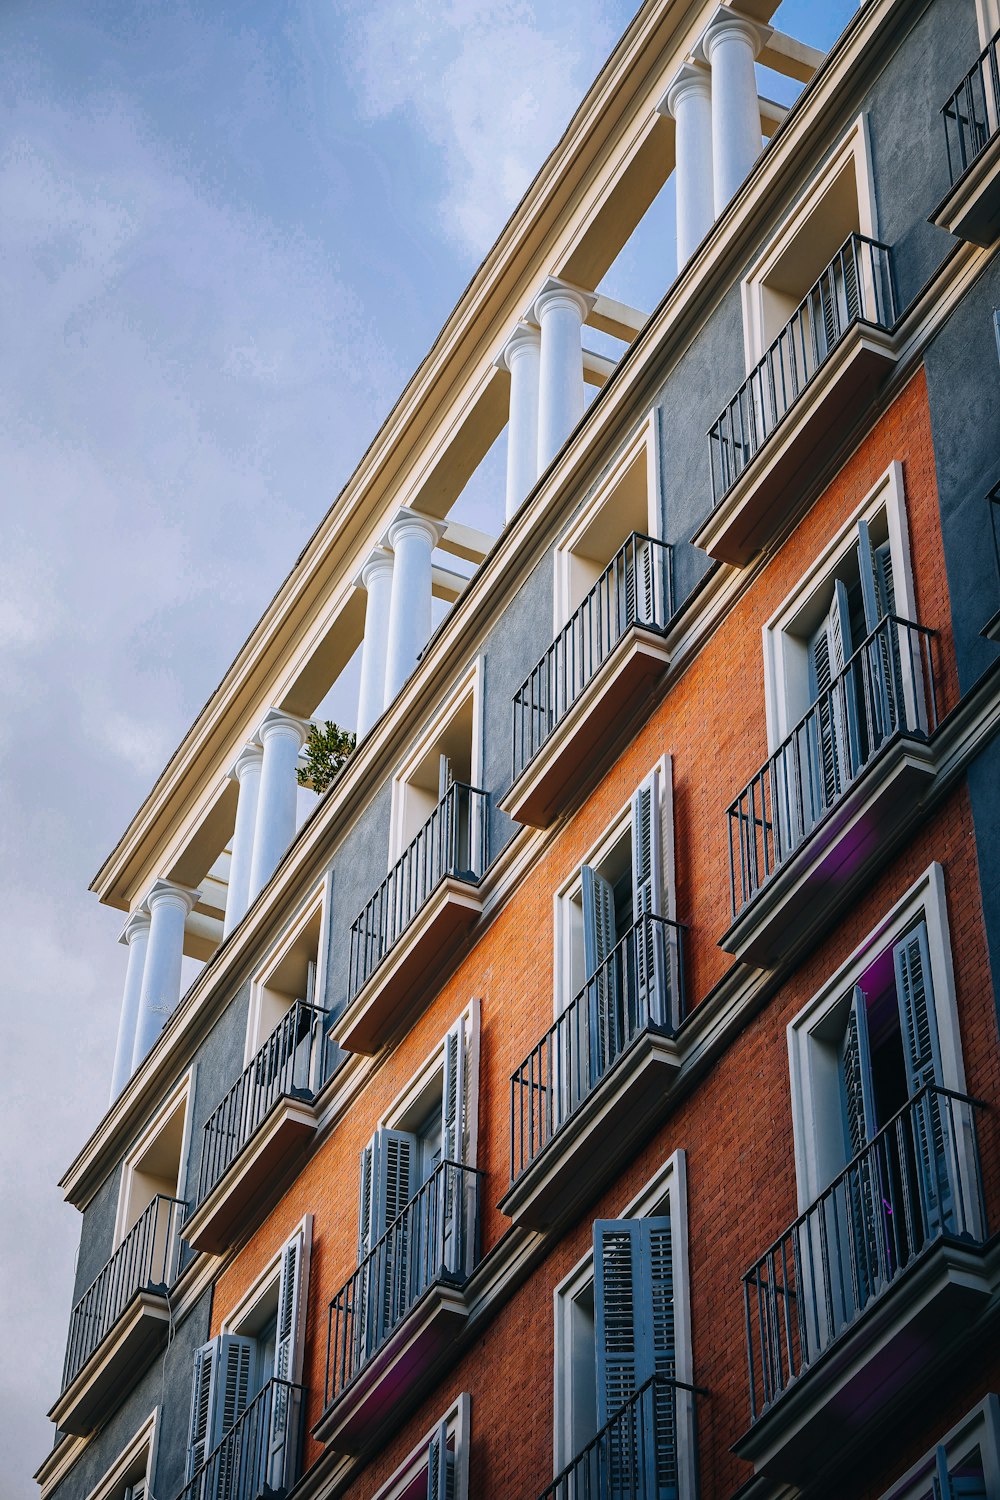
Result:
[174, 1377, 305, 1500]
[737, 1087, 989, 1484]
[334, 783, 488, 1054]
[539, 1375, 702, 1500]
[501, 534, 673, 829]
[315, 1160, 481, 1453]
[694, 235, 897, 566]
[501, 915, 684, 1231]
[723, 616, 937, 967]
[183, 1001, 329, 1255]
[932, 25, 1000, 246]
[50, 1194, 185, 1436]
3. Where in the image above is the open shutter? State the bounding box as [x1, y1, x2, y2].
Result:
[441, 1015, 470, 1276]
[186, 1335, 254, 1481]
[582, 865, 619, 1087]
[268, 1226, 309, 1486]
[893, 922, 949, 1235]
[186, 1339, 217, 1479]
[857, 519, 900, 742]
[594, 1217, 677, 1500]
[807, 580, 854, 808]
[582, 865, 617, 978]
[357, 1129, 417, 1357]
[632, 771, 667, 1028]
[840, 987, 877, 1159]
[427, 1418, 456, 1500]
[839, 987, 882, 1311]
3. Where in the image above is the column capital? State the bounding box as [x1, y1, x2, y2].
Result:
[697, 7, 770, 62]
[118, 908, 152, 946]
[253, 707, 312, 750]
[495, 321, 541, 373]
[382, 506, 446, 553]
[659, 60, 712, 117]
[354, 545, 394, 591]
[529, 276, 596, 326]
[229, 742, 264, 782]
[141, 879, 201, 917]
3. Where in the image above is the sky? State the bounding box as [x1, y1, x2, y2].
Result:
[0, 0, 857, 1488]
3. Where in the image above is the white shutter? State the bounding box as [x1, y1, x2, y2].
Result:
[268, 1222, 311, 1486]
[440, 1006, 480, 1276]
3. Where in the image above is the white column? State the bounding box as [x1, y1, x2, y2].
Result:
[248, 709, 311, 903]
[223, 744, 263, 937]
[355, 548, 395, 738]
[496, 323, 541, 521]
[532, 278, 596, 472]
[383, 508, 445, 705]
[661, 63, 714, 267]
[109, 910, 151, 1100]
[131, 881, 200, 1069]
[701, 10, 769, 215]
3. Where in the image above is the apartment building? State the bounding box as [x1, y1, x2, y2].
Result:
[38, 1, 1000, 1498]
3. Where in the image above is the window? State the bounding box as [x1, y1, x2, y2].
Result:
[115, 1073, 192, 1267]
[245, 875, 330, 1061]
[389, 661, 483, 862]
[553, 1153, 696, 1498]
[880, 1394, 1000, 1500]
[186, 1222, 311, 1487]
[84, 1410, 158, 1500]
[369, 1395, 471, 1500]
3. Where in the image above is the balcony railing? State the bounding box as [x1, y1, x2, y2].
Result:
[728, 615, 936, 919]
[174, 1377, 305, 1500]
[511, 534, 673, 781]
[323, 1160, 480, 1410]
[942, 25, 1000, 184]
[708, 235, 896, 503]
[348, 782, 488, 999]
[62, 1194, 185, 1390]
[743, 1086, 986, 1423]
[538, 1374, 702, 1500]
[509, 914, 685, 1182]
[194, 1000, 329, 1210]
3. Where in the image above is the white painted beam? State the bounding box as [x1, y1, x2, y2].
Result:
[438, 520, 495, 564]
[432, 564, 472, 603]
[759, 96, 789, 137]
[587, 294, 648, 342]
[583, 348, 618, 388]
[758, 28, 826, 83]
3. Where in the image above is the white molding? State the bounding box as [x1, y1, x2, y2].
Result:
[786, 862, 965, 1211]
[220, 1213, 313, 1388]
[378, 997, 481, 1169]
[83, 1407, 159, 1500]
[879, 1392, 1000, 1500]
[113, 1069, 194, 1250]
[367, 1392, 471, 1500]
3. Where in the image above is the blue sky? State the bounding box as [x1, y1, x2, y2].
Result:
[0, 0, 857, 1483]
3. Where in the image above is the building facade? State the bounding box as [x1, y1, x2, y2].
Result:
[38, 1, 1000, 1498]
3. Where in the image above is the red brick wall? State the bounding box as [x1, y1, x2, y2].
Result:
[209, 369, 999, 1497]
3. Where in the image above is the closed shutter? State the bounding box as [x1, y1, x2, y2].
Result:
[582, 865, 619, 1086]
[426, 1418, 456, 1500]
[594, 1217, 676, 1500]
[893, 922, 948, 1235]
[185, 1335, 254, 1481]
[268, 1226, 310, 1482]
[631, 771, 667, 1028]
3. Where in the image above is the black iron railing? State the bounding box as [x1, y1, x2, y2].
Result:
[942, 25, 1000, 184]
[348, 783, 488, 998]
[509, 914, 685, 1183]
[538, 1374, 702, 1500]
[708, 234, 896, 503]
[174, 1377, 305, 1500]
[743, 1086, 986, 1422]
[194, 1000, 329, 1210]
[511, 534, 673, 781]
[323, 1160, 481, 1410]
[727, 615, 936, 919]
[62, 1194, 185, 1390]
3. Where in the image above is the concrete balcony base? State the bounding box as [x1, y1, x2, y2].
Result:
[734, 1239, 993, 1485]
[182, 1096, 319, 1256]
[500, 1028, 681, 1232]
[931, 133, 1000, 247]
[500, 628, 671, 830]
[694, 324, 897, 567]
[49, 1291, 171, 1437]
[333, 879, 484, 1055]
[313, 1281, 471, 1454]
[722, 735, 935, 969]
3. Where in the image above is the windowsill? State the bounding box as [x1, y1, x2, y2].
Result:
[930, 130, 1000, 247]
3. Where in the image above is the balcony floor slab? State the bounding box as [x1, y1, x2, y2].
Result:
[49, 1290, 172, 1437]
[931, 132, 1000, 247]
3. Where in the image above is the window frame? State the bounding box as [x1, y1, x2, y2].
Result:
[786, 862, 966, 1212]
[387, 657, 484, 865]
[367, 1393, 471, 1500]
[83, 1408, 159, 1500]
[761, 460, 917, 753]
[377, 997, 481, 1171]
[551, 1150, 694, 1490]
[879, 1393, 1000, 1499]
[113, 1070, 194, 1249]
[244, 873, 331, 1064]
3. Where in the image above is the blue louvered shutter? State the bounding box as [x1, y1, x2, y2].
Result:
[186, 1339, 217, 1479]
[268, 1228, 308, 1484]
[440, 1017, 470, 1276]
[357, 1129, 417, 1357]
[893, 922, 949, 1236]
[840, 987, 881, 1309]
[807, 580, 854, 810]
[186, 1335, 254, 1481]
[631, 771, 666, 1027]
[594, 1217, 676, 1500]
[426, 1417, 456, 1500]
[582, 865, 619, 1086]
[857, 518, 899, 742]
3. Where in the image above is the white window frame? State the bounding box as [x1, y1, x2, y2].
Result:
[552, 754, 675, 1015]
[367, 1393, 471, 1500]
[244, 873, 331, 1064]
[976, 0, 1000, 47]
[880, 1393, 1000, 1499]
[378, 997, 481, 1169]
[552, 1150, 694, 1494]
[84, 1408, 159, 1500]
[786, 862, 966, 1211]
[552, 412, 663, 632]
[114, 1070, 194, 1248]
[761, 460, 917, 752]
[220, 1212, 313, 1339]
[387, 657, 484, 865]
[741, 113, 878, 369]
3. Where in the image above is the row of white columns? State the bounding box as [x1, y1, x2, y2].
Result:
[662, 8, 771, 267]
[110, 706, 311, 1099]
